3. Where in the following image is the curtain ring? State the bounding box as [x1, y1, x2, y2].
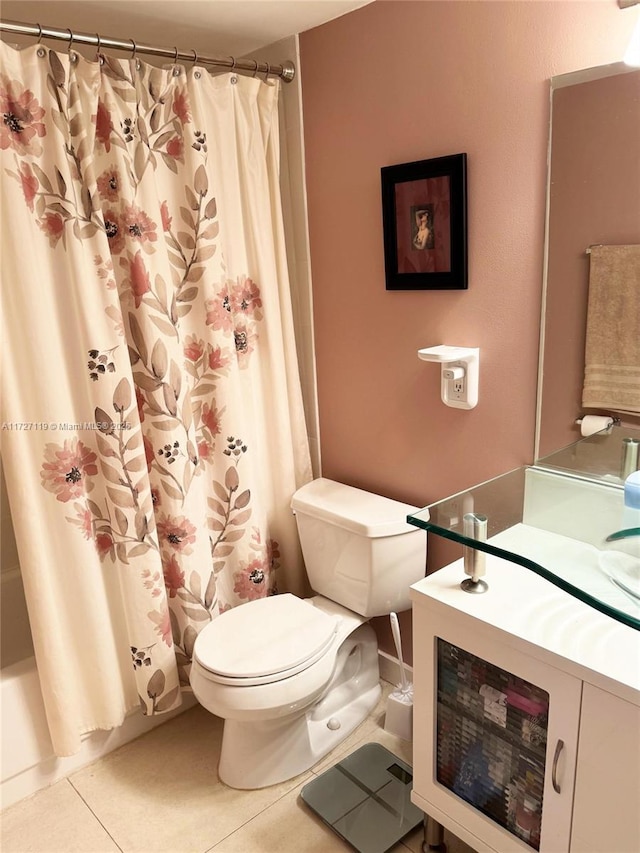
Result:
[95, 32, 101, 54]
[191, 49, 198, 66]
[66, 28, 74, 53]
[251, 59, 259, 77]
[173, 46, 179, 63]
[263, 62, 271, 82]
[36, 23, 43, 44]
[130, 38, 137, 58]
[228, 55, 236, 71]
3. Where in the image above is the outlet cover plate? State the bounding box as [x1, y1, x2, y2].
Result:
[440, 348, 479, 409]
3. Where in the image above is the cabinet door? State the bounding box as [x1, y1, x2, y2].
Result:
[570, 683, 640, 853]
[412, 606, 582, 853]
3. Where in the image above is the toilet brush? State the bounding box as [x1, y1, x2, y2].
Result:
[384, 612, 413, 740]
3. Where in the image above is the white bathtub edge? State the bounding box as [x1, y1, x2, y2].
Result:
[1, 657, 196, 810]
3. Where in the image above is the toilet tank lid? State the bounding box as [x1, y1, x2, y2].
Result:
[291, 478, 422, 538]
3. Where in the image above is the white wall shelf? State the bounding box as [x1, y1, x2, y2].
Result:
[418, 345, 480, 410]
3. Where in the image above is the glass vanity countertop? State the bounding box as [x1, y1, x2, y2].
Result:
[407, 464, 640, 631]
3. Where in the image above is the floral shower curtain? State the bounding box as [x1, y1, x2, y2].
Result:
[0, 41, 312, 755]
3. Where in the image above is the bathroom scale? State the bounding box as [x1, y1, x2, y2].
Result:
[300, 742, 424, 853]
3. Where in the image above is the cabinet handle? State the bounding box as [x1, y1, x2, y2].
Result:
[552, 739, 564, 793]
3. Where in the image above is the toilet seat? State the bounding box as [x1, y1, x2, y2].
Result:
[193, 594, 339, 687]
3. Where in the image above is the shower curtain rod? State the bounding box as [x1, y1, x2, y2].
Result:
[0, 19, 296, 82]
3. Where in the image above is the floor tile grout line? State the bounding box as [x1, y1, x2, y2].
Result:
[2, 685, 411, 853]
[200, 724, 412, 852]
[201, 773, 317, 853]
[202, 743, 388, 853]
[67, 777, 125, 853]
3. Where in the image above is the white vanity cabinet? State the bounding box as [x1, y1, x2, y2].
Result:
[410, 557, 640, 853]
[570, 683, 640, 853]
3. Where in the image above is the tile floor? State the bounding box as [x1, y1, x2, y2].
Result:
[1, 683, 475, 853]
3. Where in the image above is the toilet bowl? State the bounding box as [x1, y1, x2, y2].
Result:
[191, 595, 381, 788]
[190, 478, 427, 789]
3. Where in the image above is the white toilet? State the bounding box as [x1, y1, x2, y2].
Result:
[190, 478, 427, 789]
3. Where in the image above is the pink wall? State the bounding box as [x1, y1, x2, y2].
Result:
[298, 1, 636, 661]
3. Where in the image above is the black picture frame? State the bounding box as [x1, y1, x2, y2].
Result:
[381, 153, 468, 290]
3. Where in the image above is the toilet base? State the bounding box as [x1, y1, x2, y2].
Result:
[218, 624, 381, 789]
[219, 681, 381, 789]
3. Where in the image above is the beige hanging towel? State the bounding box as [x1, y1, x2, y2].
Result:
[582, 244, 640, 414]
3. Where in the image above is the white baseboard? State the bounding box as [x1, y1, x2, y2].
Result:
[1, 674, 196, 811]
[378, 649, 413, 688]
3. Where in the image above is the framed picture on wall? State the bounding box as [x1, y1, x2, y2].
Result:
[381, 153, 468, 290]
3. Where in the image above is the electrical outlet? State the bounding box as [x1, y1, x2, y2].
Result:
[440, 350, 479, 409]
[449, 374, 465, 401]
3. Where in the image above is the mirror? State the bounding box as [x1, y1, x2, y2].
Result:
[535, 62, 640, 469]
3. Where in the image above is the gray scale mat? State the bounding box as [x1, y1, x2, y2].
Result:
[300, 742, 423, 853]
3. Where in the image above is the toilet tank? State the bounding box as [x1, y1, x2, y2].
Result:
[291, 478, 427, 618]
